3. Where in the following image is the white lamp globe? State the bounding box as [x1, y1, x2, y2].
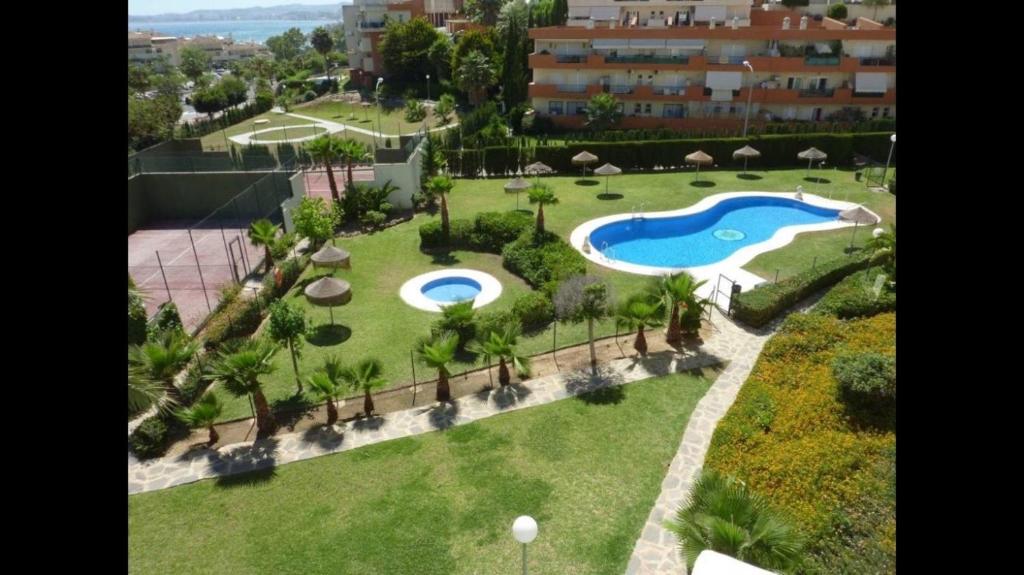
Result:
[512, 516, 538, 544]
[890, 134, 896, 143]
[872, 227, 885, 238]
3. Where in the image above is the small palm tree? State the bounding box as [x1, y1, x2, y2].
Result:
[208, 338, 280, 436]
[249, 218, 280, 273]
[473, 327, 531, 387]
[425, 175, 455, 242]
[418, 331, 459, 402]
[866, 223, 896, 282]
[342, 357, 388, 417]
[128, 367, 177, 415]
[616, 294, 664, 357]
[650, 273, 707, 346]
[527, 183, 558, 234]
[665, 470, 804, 573]
[306, 355, 346, 425]
[432, 300, 476, 349]
[176, 392, 224, 445]
[336, 138, 370, 190]
[305, 135, 343, 203]
[128, 330, 200, 402]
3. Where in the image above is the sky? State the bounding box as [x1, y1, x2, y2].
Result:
[128, 1, 344, 16]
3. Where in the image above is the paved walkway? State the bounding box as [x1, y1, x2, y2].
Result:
[229, 112, 458, 145]
[128, 307, 760, 495]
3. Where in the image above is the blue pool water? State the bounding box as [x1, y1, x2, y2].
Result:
[590, 196, 840, 268]
[421, 277, 482, 302]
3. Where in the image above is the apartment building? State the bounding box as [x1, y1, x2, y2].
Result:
[128, 32, 183, 66]
[128, 32, 270, 68]
[343, 0, 464, 86]
[526, 0, 895, 132]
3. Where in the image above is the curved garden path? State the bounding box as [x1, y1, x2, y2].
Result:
[228, 112, 458, 145]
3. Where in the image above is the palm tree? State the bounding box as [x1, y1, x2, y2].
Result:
[336, 138, 370, 191]
[208, 338, 280, 436]
[474, 327, 531, 387]
[306, 355, 346, 425]
[342, 357, 388, 417]
[433, 300, 476, 349]
[176, 392, 224, 445]
[248, 218, 280, 273]
[665, 470, 804, 573]
[527, 183, 558, 234]
[305, 135, 343, 203]
[418, 331, 459, 402]
[310, 26, 334, 82]
[615, 294, 664, 357]
[128, 330, 199, 402]
[651, 273, 707, 346]
[425, 175, 455, 242]
[456, 50, 497, 106]
[554, 277, 611, 366]
[128, 366, 177, 415]
[586, 93, 623, 133]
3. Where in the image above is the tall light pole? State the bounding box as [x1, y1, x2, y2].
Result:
[742, 60, 754, 138]
[375, 76, 384, 149]
[512, 516, 538, 575]
[426, 73, 431, 102]
[882, 133, 896, 188]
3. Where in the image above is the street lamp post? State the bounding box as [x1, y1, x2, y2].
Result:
[882, 133, 896, 188]
[426, 74, 431, 102]
[512, 516, 538, 575]
[375, 77, 384, 149]
[742, 60, 754, 138]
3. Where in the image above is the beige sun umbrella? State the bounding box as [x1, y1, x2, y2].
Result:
[798, 147, 828, 177]
[572, 151, 599, 179]
[593, 163, 622, 196]
[504, 176, 532, 210]
[685, 150, 714, 182]
[839, 205, 879, 250]
[524, 161, 554, 186]
[732, 145, 761, 175]
[304, 276, 352, 325]
[311, 244, 351, 271]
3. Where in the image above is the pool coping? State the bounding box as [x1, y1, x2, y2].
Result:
[569, 191, 881, 293]
[399, 268, 503, 313]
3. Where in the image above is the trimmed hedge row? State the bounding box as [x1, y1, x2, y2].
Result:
[501, 230, 587, 289]
[443, 132, 895, 178]
[732, 254, 872, 328]
[813, 267, 896, 320]
[418, 211, 534, 252]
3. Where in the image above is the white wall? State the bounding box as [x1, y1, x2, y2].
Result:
[280, 171, 308, 234]
[372, 138, 427, 209]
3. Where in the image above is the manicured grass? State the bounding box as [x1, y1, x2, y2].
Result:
[199, 111, 327, 150]
[253, 126, 327, 141]
[294, 99, 449, 134]
[130, 372, 715, 575]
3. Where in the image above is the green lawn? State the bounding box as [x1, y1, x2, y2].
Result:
[130, 372, 715, 575]
[254, 126, 327, 141]
[210, 167, 895, 422]
[200, 111, 329, 150]
[294, 98, 449, 135]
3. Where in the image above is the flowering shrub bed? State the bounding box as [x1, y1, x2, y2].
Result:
[705, 312, 896, 573]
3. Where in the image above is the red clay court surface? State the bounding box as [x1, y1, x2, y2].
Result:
[128, 219, 266, 334]
[302, 165, 375, 202]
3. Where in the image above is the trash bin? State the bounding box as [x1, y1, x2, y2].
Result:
[854, 171, 862, 181]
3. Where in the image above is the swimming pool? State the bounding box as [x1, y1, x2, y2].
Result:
[588, 196, 841, 269]
[399, 269, 503, 312]
[420, 277, 483, 303]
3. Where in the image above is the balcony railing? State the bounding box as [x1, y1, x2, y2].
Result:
[859, 57, 896, 66]
[556, 84, 587, 93]
[358, 21, 387, 30]
[804, 55, 840, 66]
[604, 55, 690, 65]
[555, 54, 587, 64]
[709, 55, 747, 65]
[605, 84, 634, 95]
[653, 86, 686, 96]
[799, 88, 836, 98]
[852, 90, 888, 98]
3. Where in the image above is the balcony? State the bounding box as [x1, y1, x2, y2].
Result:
[604, 54, 690, 65]
[358, 21, 387, 30]
[804, 55, 840, 66]
[556, 84, 588, 93]
[799, 88, 836, 98]
[708, 55, 748, 66]
[555, 54, 588, 64]
[859, 57, 896, 66]
[605, 84, 634, 95]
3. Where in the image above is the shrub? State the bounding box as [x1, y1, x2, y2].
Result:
[469, 211, 533, 252]
[827, 2, 848, 19]
[814, 267, 896, 319]
[361, 210, 387, 230]
[502, 230, 587, 288]
[129, 415, 187, 459]
[475, 309, 519, 341]
[177, 358, 211, 405]
[147, 302, 185, 340]
[888, 177, 895, 195]
[201, 295, 263, 349]
[261, 256, 307, 304]
[832, 351, 896, 400]
[128, 289, 148, 346]
[303, 90, 317, 102]
[419, 220, 446, 248]
[512, 292, 555, 331]
[732, 254, 872, 328]
[431, 300, 476, 348]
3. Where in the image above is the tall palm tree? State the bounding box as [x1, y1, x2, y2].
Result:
[666, 470, 804, 573]
[248, 218, 280, 273]
[473, 327, 531, 387]
[651, 273, 707, 346]
[418, 331, 459, 402]
[208, 339, 280, 436]
[555, 277, 611, 366]
[615, 294, 664, 357]
[342, 358, 388, 417]
[336, 138, 370, 190]
[527, 183, 558, 234]
[425, 175, 455, 242]
[176, 392, 224, 445]
[455, 50, 497, 106]
[307, 355, 346, 425]
[128, 330, 199, 402]
[305, 135, 343, 203]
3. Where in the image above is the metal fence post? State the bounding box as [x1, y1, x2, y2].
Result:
[155, 250, 173, 303]
[187, 229, 213, 313]
[233, 197, 252, 275]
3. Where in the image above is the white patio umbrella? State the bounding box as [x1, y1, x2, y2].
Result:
[572, 151, 598, 179]
[732, 145, 761, 175]
[593, 163, 622, 196]
[504, 176, 532, 210]
[839, 205, 879, 250]
[685, 150, 714, 182]
[798, 147, 828, 177]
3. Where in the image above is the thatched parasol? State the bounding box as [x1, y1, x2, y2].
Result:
[798, 147, 828, 176]
[839, 205, 879, 250]
[304, 276, 352, 325]
[732, 145, 761, 175]
[593, 163, 622, 196]
[571, 151, 598, 179]
[504, 176, 532, 210]
[685, 150, 714, 182]
[311, 244, 351, 270]
[524, 161, 554, 186]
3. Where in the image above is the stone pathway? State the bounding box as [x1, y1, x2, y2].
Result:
[128, 307, 757, 495]
[228, 112, 458, 145]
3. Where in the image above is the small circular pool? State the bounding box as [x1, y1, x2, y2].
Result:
[421, 277, 482, 303]
[400, 269, 502, 312]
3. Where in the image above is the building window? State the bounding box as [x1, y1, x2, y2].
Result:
[882, 107, 891, 118]
[871, 107, 880, 118]
[567, 101, 587, 115]
[663, 104, 685, 118]
[634, 103, 642, 115]
[549, 101, 564, 116]
[644, 103, 652, 115]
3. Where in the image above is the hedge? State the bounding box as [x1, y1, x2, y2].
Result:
[732, 254, 872, 328]
[705, 312, 895, 573]
[129, 413, 190, 460]
[813, 267, 896, 320]
[418, 211, 533, 252]
[501, 230, 587, 288]
[443, 132, 895, 178]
